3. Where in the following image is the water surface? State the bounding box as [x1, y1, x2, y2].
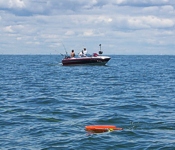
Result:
[0, 55, 175, 149]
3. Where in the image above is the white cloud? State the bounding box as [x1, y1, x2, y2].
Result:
[114, 0, 126, 5]
[0, 0, 175, 54]
[146, 16, 174, 28]
[0, 0, 26, 8]
[127, 16, 174, 29]
[3, 26, 14, 32]
[3, 24, 26, 34]
[65, 30, 75, 36]
[112, 0, 172, 6]
[96, 16, 113, 23]
[9, 0, 25, 8]
[160, 5, 175, 14]
[16, 37, 22, 40]
[83, 30, 94, 36]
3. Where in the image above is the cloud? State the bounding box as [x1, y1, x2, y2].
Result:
[112, 0, 172, 7]
[65, 30, 75, 36]
[3, 25, 25, 33]
[83, 30, 94, 36]
[0, 0, 175, 54]
[3, 26, 14, 33]
[0, 0, 174, 16]
[0, 0, 25, 9]
[127, 16, 174, 29]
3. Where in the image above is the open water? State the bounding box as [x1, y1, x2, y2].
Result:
[0, 55, 175, 150]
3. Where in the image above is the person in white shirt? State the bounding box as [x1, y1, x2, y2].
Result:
[79, 50, 83, 57]
[83, 48, 87, 56]
[79, 48, 87, 57]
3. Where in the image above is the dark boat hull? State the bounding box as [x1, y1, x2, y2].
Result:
[62, 56, 110, 66]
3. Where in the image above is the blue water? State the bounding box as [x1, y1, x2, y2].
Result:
[0, 55, 175, 150]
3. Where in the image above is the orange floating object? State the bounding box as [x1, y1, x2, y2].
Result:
[85, 125, 123, 133]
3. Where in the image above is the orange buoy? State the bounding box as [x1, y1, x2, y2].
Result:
[85, 125, 123, 133]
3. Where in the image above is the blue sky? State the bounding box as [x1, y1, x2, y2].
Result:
[0, 0, 175, 55]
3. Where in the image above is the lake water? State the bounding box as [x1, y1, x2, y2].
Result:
[0, 55, 175, 149]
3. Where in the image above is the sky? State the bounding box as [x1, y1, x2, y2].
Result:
[0, 0, 175, 55]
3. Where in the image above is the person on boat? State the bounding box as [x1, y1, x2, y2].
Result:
[83, 48, 87, 56]
[79, 50, 83, 57]
[70, 50, 75, 58]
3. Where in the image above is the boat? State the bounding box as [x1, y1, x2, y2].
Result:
[62, 54, 110, 66]
[61, 44, 111, 66]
